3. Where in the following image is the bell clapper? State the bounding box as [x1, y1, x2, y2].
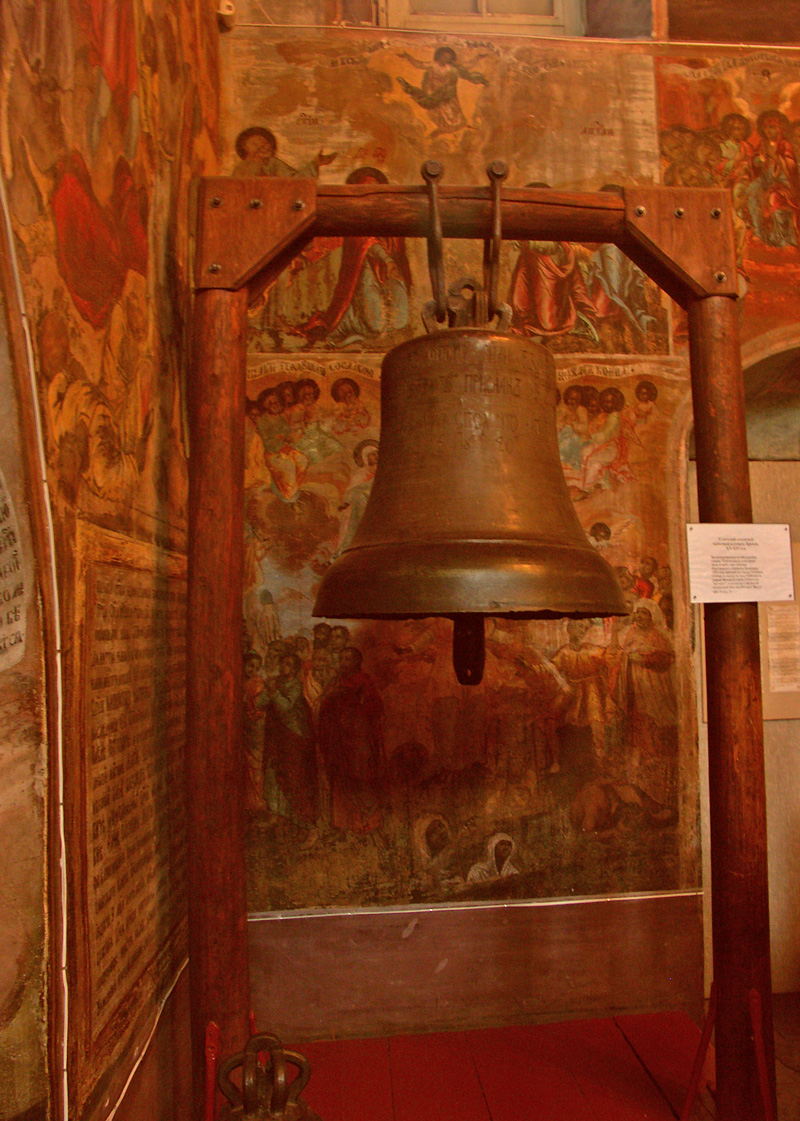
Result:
[452, 613, 486, 686]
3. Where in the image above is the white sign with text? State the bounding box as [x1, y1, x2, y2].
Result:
[686, 523, 795, 604]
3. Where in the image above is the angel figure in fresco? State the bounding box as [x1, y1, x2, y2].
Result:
[396, 46, 489, 137]
[232, 126, 336, 178]
[298, 168, 412, 349]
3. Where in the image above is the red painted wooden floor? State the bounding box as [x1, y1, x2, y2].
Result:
[297, 1012, 715, 1120]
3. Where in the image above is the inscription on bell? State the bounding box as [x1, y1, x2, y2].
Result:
[457, 409, 522, 453]
[406, 371, 524, 398]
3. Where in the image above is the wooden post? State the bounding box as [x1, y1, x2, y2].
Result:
[187, 286, 251, 1120]
[687, 295, 777, 1121]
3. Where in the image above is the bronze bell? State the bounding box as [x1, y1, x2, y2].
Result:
[218, 1033, 322, 1121]
[313, 318, 626, 683]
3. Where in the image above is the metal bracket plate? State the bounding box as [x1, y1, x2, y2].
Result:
[624, 187, 739, 302]
[194, 177, 317, 292]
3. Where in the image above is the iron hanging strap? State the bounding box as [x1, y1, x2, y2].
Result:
[483, 159, 508, 322]
[422, 160, 447, 324]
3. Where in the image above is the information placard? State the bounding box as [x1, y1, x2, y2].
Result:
[686, 523, 795, 604]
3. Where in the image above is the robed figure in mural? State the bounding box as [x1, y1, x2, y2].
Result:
[262, 652, 319, 830]
[317, 647, 385, 835]
[620, 599, 678, 764]
[744, 110, 800, 248]
[299, 168, 412, 348]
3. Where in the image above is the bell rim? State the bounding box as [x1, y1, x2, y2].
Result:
[313, 539, 628, 619]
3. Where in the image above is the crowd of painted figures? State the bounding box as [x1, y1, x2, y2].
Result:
[660, 110, 800, 257]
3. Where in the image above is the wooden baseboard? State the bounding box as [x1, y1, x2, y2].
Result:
[249, 892, 704, 1043]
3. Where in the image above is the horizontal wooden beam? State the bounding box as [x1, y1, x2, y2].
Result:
[194, 179, 738, 305]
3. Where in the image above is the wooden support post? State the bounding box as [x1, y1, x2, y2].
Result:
[687, 295, 777, 1121]
[187, 286, 251, 1120]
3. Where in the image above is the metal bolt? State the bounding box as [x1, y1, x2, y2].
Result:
[634, 205, 646, 217]
[208, 263, 221, 273]
[250, 198, 263, 209]
[715, 271, 727, 284]
[711, 207, 722, 219]
[292, 200, 305, 211]
[210, 197, 222, 207]
[674, 207, 685, 218]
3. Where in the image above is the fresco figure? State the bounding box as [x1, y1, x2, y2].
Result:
[744, 110, 800, 248]
[38, 303, 150, 508]
[486, 621, 564, 779]
[633, 556, 658, 598]
[631, 379, 658, 425]
[249, 386, 309, 502]
[621, 600, 678, 759]
[232, 126, 336, 178]
[262, 652, 319, 831]
[396, 47, 489, 137]
[551, 619, 618, 765]
[299, 168, 412, 348]
[509, 238, 600, 342]
[303, 646, 335, 726]
[51, 152, 147, 330]
[412, 814, 463, 893]
[336, 439, 378, 555]
[288, 378, 344, 469]
[330, 377, 370, 434]
[244, 651, 268, 811]
[557, 383, 591, 475]
[467, 833, 520, 883]
[583, 243, 655, 335]
[576, 386, 634, 495]
[317, 647, 385, 835]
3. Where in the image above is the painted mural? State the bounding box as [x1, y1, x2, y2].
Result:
[242, 351, 688, 911]
[226, 31, 669, 359]
[1, 0, 221, 1115]
[1, 0, 219, 549]
[656, 50, 800, 341]
[229, 30, 697, 912]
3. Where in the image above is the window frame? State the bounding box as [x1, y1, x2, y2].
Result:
[376, 0, 587, 37]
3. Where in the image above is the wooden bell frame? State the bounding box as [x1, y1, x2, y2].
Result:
[187, 179, 777, 1121]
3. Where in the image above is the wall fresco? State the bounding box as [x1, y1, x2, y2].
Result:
[243, 351, 690, 911]
[224, 30, 669, 358]
[1, 0, 221, 1114]
[655, 50, 800, 341]
[227, 30, 700, 913]
[2, 0, 219, 548]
